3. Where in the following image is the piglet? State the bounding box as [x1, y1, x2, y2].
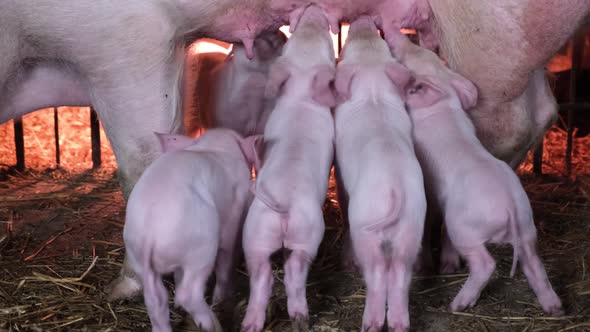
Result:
[240, 5, 336, 332]
[333, 16, 426, 332]
[213, 30, 287, 136]
[184, 31, 287, 137]
[123, 128, 261, 332]
[391, 34, 563, 315]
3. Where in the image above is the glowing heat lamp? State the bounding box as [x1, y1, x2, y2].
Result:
[190, 38, 232, 55]
[280, 25, 349, 58]
[189, 25, 414, 57]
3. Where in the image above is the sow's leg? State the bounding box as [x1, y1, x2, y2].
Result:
[97, 44, 186, 301]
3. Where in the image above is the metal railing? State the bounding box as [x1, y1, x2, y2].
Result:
[533, 28, 588, 176]
[10, 108, 102, 171]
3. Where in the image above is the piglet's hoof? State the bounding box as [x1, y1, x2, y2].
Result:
[546, 305, 565, 317]
[106, 275, 142, 301]
[388, 325, 409, 332]
[439, 259, 461, 274]
[439, 251, 461, 274]
[291, 313, 309, 332]
[240, 325, 261, 332]
[412, 255, 434, 276]
[448, 298, 477, 313]
[341, 255, 359, 273]
[240, 317, 264, 332]
[541, 298, 564, 317]
[362, 324, 383, 332]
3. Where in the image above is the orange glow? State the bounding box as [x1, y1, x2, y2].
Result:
[190, 38, 232, 55]
[279, 25, 348, 58]
[191, 24, 414, 58]
[400, 28, 416, 34]
[0, 107, 117, 170]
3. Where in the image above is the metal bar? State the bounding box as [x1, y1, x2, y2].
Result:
[532, 140, 544, 175]
[90, 108, 101, 169]
[565, 31, 584, 176]
[53, 107, 60, 166]
[13, 117, 25, 171]
[559, 102, 590, 111]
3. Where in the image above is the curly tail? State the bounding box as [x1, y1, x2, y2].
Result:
[250, 181, 288, 214]
[364, 190, 403, 232]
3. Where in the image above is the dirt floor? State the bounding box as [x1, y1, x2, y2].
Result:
[1, 124, 590, 331]
[0, 166, 589, 332]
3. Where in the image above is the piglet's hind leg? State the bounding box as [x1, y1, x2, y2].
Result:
[519, 239, 563, 316]
[241, 254, 274, 332]
[213, 248, 236, 305]
[353, 234, 387, 331]
[440, 225, 461, 274]
[284, 250, 313, 331]
[143, 270, 171, 332]
[386, 259, 413, 332]
[450, 245, 496, 312]
[175, 268, 221, 332]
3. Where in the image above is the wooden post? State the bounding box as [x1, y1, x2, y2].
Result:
[90, 108, 101, 169]
[54, 108, 61, 166]
[13, 117, 25, 171]
[566, 32, 584, 176]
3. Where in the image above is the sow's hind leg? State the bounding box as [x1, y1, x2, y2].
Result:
[97, 40, 186, 301]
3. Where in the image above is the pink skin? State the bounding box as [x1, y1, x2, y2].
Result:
[394, 35, 563, 316]
[184, 31, 287, 138]
[123, 129, 258, 332]
[241, 6, 336, 332]
[272, 0, 431, 38]
[334, 17, 426, 332]
[154, 132, 198, 153]
[439, 224, 462, 274]
[334, 164, 358, 272]
[409, 196, 437, 275]
[404, 0, 590, 166]
[2, 0, 580, 304]
[0, 0, 288, 301]
[155, 131, 262, 170]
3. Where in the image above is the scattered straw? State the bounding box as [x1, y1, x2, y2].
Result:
[1, 123, 590, 331]
[24, 227, 73, 261]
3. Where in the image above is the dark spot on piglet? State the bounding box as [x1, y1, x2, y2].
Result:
[165, 94, 168, 98]
[381, 240, 393, 260]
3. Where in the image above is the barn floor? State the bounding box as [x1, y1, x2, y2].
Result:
[0, 169, 589, 332]
[2, 127, 590, 331]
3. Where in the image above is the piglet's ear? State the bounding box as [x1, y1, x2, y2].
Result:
[450, 73, 478, 110]
[265, 61, 290, 99]
[384, 62, 411, 96]
[405, 80, 446, 110]
[240, 134, 264, 172]
[311, 64, 337, 108]
[154, 132, 197, 153]
[334, 64, 357, 102]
